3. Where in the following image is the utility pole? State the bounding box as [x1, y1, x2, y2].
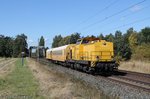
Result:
[37, 38, 40, 62]
[21, 37, 25, 66]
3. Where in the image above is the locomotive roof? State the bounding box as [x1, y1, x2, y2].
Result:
[49, 45, 69, 51]
[82, 37, 100, 41]
[46, 49, 53, 52]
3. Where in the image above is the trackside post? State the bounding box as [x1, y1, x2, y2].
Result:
[21, 52, 25, 66]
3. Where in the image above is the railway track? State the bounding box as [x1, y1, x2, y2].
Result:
[0, 58, 16, 71]
[36, 58, 150, 92]
[0, 58, 9, 63]
[107, 76, 150, 92]
[0, 58, 14, 65]
[118, 70, 150, 78]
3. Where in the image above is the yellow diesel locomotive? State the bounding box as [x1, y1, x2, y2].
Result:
[46, 37, 118, 73]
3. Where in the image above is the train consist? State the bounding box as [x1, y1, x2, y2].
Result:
[46, 37, 118, 73]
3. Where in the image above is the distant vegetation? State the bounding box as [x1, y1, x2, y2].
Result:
[52, 27, 150, 61]
[52, 33, 80, 48]
[39, 36, 45, 47]
[0, 27, 150, 61]
[0, 34, 28, 57]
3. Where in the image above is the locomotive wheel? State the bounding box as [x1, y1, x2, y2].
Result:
[89, 67, 95, 75]
[74, 63, 77, 70]
[83, 66, 88, 72]
[70, 64, 74, 69]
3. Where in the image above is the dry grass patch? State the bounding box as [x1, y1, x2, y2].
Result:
[119, 60, 150, 74]
[27, 58, 103, 99]
[27, 59, 72, 99]
[0, 58, 44, 99]
[0, 59, 16, 77]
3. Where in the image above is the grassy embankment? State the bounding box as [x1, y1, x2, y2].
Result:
[27, 58, 118, 99]
[119, 60, 150, 74]
[119, 43, 150, 74]
[0, 58, 44, 99]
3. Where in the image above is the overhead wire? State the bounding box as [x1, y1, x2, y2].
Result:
[78, 0, 147, 32]
[101, 16, 150, 33]
[77, 0, 118, 25]
[83, 4, 150, 33]
[122, 5, 149, 18]
[67, 0, 119, 32]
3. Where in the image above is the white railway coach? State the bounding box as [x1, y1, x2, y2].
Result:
[46, 45, 71, 62]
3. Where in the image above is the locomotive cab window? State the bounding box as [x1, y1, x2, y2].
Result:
[82, 39, 89, 44]
[76, 39, 82, 44]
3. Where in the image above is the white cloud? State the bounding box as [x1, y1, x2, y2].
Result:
[28, 39, 34, 43]
[130, 5, 142, 12]
[45, 38, 49, 42]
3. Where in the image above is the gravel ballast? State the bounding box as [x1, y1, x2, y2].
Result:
[39, 59, 150, 99]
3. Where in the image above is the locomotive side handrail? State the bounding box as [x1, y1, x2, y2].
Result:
[73, 51, 114, 61]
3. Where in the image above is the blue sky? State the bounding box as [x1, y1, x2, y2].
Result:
[0, 0, 150, 48]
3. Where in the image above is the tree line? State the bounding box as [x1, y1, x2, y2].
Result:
[1, 27, 149, 60]
[0, 34, 47, 58]
[52, 27, 150, 61]
[0, 34, 28, 57]
[52, 33, 80, 48]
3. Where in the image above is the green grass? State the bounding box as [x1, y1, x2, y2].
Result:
[0, 58, 44, 99]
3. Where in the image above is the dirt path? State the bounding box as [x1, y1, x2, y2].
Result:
[27, 58, 101, 99]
